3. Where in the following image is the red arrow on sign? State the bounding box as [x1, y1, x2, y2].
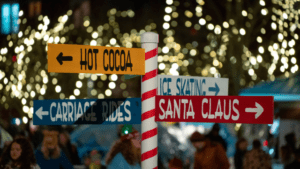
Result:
[155, 96, 274, 124]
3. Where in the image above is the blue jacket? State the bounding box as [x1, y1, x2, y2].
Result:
[107, 153, 140, 169]
[35, 149, 74, 169]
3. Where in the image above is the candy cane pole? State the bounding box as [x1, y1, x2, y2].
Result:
[141, 32, 159, 169]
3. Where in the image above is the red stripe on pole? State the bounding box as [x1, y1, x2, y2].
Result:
[141, 147, 158, 161]
[142, 69, 157, 82]
[142, 89, 156, 101]
[145, 48, 157, 60]
[142, 128, 157, 141]
[142, 109, 155, 121]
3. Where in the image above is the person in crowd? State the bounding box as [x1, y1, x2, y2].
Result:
[206, 123, 227, 152]
[169, 157, 183, 169]
[35, 127, 74, 169]
[285, 133, 297, 151]
[83, 155, 92, 169]
[0, 137, 40, 169]
[243, 139, 272, 169]
[58, 130, 80, 165]
[234, 138, 248, 169]
[105, 125, 141, 169]
[89, 150, 105, 169]
[285, 148, 300, 169]
[189, 131, 229, 169]
[280, 133, 296, 167]
[29, 126, 44, 150]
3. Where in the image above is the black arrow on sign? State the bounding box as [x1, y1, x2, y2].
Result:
[56, 52, 73, 65]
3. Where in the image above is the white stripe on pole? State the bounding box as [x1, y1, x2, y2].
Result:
[141, 32, 159, 169]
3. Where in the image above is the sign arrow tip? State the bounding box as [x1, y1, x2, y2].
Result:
[56, 52, 63, 65]
[215, 83, 220, 96]
[36, 107, 43, 120]
[255, 102, 264, 119]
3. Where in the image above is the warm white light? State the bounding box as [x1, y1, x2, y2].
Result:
[162, 47, 169, 53]
[30, 91, 35, 98]
[166, 0, 173, 5]
[164, 15, 171, 22]
[109, 82, 116, 89]
[196, 6, 202, 13]
[76, 81, 82, 88]
[261, 9, 267, 15]
[257, 55, 263, 63]
[22, 98, 26, 105]
[239, 28, 246, 35]
[19, 10, 24, 17]
[163, 23, 170, 29]
[159, 63, 166, 70]
[55, 36, 60, 43]
[288, 40, 295, 47]
[291, 57, 296, 64]
[92, 32, 98, 39]
[23, 106, 29, 113]
[105, 89, 112, 96]
[283, 13, 288, 19]
[43, 77, 48, 84]
[22, 117, 28, 124]
[248, 69, 254, 76]
[55, 85, 61, 93]
[111, 74, 118, 81]
[271, 22, 277, 30]
[250, 57, 257, 65]
[278, 33, 283, 41]
[172, 63, 179, 69]
[199, 18, 206, 25]
[165, 7, 172, 13]
[223, 22, 229, 28]
[40, 88, 45, 95]
[210, 67, 217, 74]
[282, 41, 287, 48]
[289, 48, 295, 55]
[258, 46, 264, 54]
[74, 89, 80, 96]
[62, 15, 68, 23]
[214, 26, 221, 34]
[110, 38, 117, 45]
[207, 23, 214, 30]
[89, 40, 96, 46]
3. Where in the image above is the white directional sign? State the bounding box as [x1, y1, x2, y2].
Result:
[157, 75, 229, 96]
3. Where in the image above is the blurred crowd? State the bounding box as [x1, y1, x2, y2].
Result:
[0, 122, 299, 169]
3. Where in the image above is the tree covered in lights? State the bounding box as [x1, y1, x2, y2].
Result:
[161, 0, 299, 95]
[0, 0, 299, 120]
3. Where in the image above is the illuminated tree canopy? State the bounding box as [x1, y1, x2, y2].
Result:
[0, 0, 299, 120]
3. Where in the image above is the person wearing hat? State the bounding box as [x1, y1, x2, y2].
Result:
[206, 123, 227, 152]
[105, 125, 141, 169]
[189, 131, 229, 169]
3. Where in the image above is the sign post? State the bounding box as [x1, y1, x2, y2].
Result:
[141, 32, 158, 169]
[157, 75, 229, 96]
[48, 44, 145, 75]
[33, 98, 141, 125]
[155, 95, 274, 124]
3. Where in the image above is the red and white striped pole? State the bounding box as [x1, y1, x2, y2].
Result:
[141, 32, 159, 169]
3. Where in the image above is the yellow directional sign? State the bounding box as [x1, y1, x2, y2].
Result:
[47, 44, 145, 75]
